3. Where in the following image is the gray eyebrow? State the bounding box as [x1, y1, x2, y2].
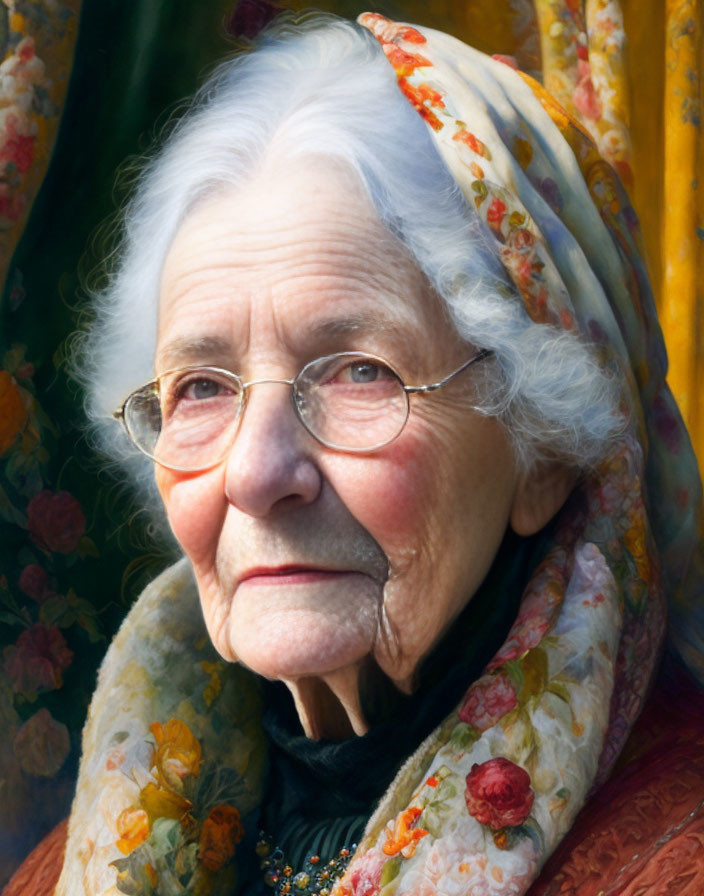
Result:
[307, 313, 417, 348]
[156, 335, 234, 370]
[156, 312, 418, 371]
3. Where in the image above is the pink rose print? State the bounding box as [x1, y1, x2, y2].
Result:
[573, 59, 602, 122]
[459, 673, 517, 731]
[27, 489, 86, 554]
[489, 611, 553, 668]
[18, 564, 48, 602]
[345, 848, 386, 896]
[465, 758, 534, 830]
[13, 708, 70, 776]
[0, 116, 35, 174]
[3, 623, 73, 696]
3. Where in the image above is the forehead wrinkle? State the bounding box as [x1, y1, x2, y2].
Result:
[165, 234, 405, 286]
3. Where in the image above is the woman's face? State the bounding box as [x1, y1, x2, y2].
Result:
[155, 157, 525, 736]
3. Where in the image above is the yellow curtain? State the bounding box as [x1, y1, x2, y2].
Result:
[658, 0, 703, 473]
[533, 0, 703, 476]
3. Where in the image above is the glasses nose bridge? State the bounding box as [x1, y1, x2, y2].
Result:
[238, 376, 298, 422]
[241, 375, 296, 391]
[235, 376, 302, 443]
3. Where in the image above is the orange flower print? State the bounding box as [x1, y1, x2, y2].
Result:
[414, 82, 444, 109]
[150, 718, 202, 790]
[397, 77, 443, 131]
[116, 808, 149, 855]
[198, 806, 244, 871]
[381, 43, 431, 77]
[453, 127, 492, 159]
[0, 370, 27, 454]
[486, 197, 507, 235]
[382, 806, 428, 858]
[397, 25, 426, 44]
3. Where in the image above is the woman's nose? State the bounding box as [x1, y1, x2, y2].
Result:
[223, 383, 323, 517]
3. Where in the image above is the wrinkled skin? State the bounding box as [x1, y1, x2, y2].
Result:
[155, 156, 568, 739]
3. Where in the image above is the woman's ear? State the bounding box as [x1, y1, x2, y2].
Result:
[509, 461, 578, 536]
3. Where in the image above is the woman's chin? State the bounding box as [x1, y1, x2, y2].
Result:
[223, 575, 381, 681]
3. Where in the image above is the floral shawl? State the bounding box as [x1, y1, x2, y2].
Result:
[55, 14, 704, 896]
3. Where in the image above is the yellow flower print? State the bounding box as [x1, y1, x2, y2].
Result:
[139, 781, 193, 825]
[115, 807, 149, 855]
[382, 806, 428, 858]
[150, 718, 202, 790]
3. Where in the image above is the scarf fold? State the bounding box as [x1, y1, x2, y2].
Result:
[55, 13, 704, 896]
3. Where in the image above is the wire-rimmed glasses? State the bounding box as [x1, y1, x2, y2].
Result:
[113, 348, 493, 472]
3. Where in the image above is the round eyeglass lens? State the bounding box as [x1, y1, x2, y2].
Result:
[125, 369, 243, 470]
[294, 353, 409, 450]
[123, 384, 162, 457]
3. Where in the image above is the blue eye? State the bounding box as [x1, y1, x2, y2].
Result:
[185, 379, 223, 400]
[349, 361, 381, 383]
[331, 359, 396, 386]
[166, 372, 239, 411]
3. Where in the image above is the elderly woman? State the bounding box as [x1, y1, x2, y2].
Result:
[50, 10, 703, 896]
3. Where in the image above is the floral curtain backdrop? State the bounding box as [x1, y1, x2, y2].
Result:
[0, 0, 701, 888]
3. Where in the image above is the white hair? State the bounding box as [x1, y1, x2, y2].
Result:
[73, 12, 622, 507]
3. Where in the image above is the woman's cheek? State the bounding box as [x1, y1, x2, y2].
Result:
[155, 466, 226, 564]
[331, 438, 435, 555]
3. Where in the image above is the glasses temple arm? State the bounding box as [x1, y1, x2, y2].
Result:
[404, 348, 493, 394]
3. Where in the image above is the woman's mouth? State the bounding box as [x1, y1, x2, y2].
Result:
[238, 566, 363, 586]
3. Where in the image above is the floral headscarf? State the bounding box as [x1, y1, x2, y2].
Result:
[55, 14, 704, 896]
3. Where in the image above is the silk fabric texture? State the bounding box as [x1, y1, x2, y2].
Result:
[56, 15, 704, 896]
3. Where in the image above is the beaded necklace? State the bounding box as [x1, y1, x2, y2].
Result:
[256, 831, 355, 896]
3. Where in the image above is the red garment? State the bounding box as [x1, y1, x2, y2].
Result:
[528, 659, 704, 895]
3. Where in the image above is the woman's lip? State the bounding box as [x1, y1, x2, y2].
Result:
[238, 567, 363, 586]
